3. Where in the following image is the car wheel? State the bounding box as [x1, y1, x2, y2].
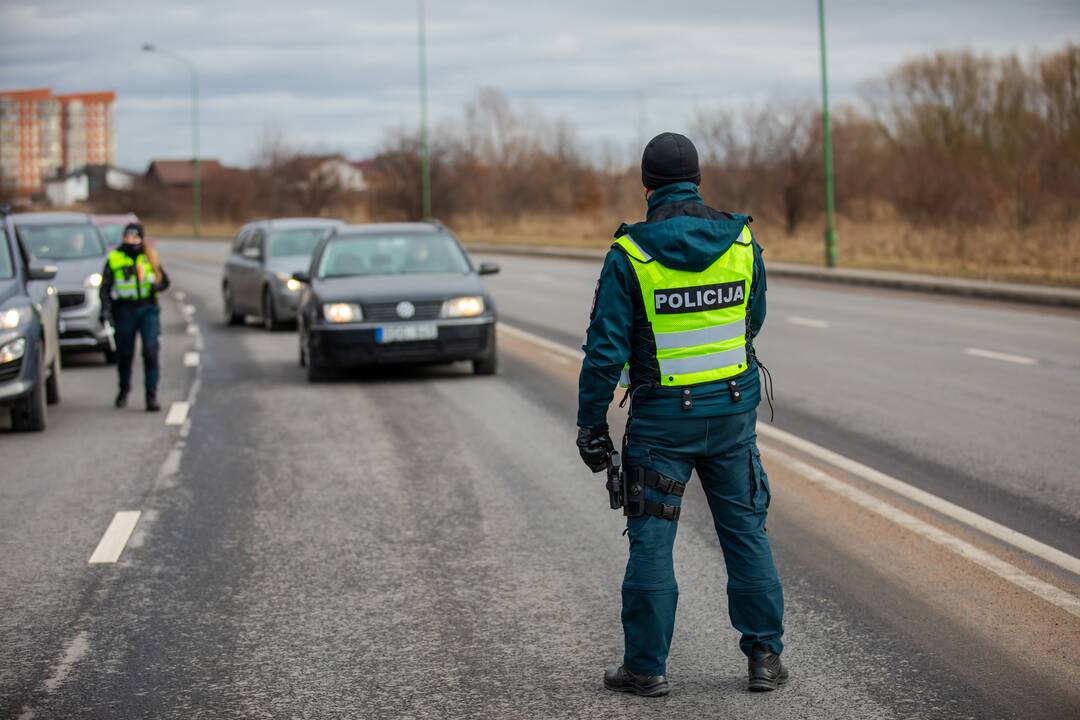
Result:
[45, 350, 61, 405]
[223, 283, 244, 326]
[306, 349, 330, 383]
[12, 345, 47, 431]
[472, 346, 498, 376]
[263, 288, 283, 331]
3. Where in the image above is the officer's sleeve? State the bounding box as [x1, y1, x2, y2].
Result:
[577, 249, 634, 428]
[748, 240, 767, 338]
[98, 259, 113, 317]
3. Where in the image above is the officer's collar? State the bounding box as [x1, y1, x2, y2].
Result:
[647, 182, 704, 214]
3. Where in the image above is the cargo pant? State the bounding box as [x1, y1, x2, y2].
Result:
[113, 302, 161, 393]
[621, 409, 784, 676]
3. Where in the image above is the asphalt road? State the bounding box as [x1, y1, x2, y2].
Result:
[2, 238, 1078, 719]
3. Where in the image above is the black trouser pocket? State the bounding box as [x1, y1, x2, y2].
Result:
[750, 446, 771, 511]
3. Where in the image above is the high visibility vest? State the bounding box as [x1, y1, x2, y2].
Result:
[614, 224, 755, 388]
[107, 249, 157, 301]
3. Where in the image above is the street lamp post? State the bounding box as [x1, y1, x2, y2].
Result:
[417, 0, 431, 220]
[143, 43, 201, 238]
[817, 0, 838, 267]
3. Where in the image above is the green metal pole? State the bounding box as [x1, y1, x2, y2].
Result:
[417, 0, 431, 220]
[818, 0, 838, 267]
[191, 68, 201, 238]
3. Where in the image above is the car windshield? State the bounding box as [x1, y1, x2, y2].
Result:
[0, 231, 13, 279]
[97, 223, 127, 247]
[17, 223, 105, 259]
[268, 228, 327, 258]
[318, 233, 471, 278]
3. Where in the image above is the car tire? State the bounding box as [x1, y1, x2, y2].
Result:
[472, 346, 498, 376]
[223, 283, 244, 326]
[45, 350, 61, 405]
[306, 347, 330, 383]
[12, 345, 47, 432]
[263, 288, 283, 332]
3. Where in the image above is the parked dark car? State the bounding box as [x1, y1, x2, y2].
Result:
[11, 212, 114, 362]
[222, 218, 344, 330]
[295, 222, 499, 382]
[0, 209, 62, 431]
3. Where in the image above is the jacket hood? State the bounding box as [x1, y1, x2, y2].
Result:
[619, 182, 750, 272]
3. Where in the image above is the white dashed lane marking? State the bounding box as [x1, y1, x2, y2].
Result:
[183, 351, 200, 367]
[88, 511, 141, 564]
[165, 401, 190, 426]
[788, 316, 830, 329]
[964, 347, 1038, 366]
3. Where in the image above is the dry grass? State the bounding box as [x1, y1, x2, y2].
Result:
[143, 212, 1080, 288]
[455, 213, 1080, 288]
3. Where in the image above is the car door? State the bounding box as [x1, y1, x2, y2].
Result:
[224, 228, 250, 308]
[235, 229, 266, 314]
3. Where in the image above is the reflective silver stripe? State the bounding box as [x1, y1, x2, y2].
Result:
[654, 320, 745, 350]
[623, 236, 652, 262]
[659, 347, 746, 376]
[619, 367, 630, 386]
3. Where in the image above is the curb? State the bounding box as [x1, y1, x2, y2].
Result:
[464, 242, 1080, 309]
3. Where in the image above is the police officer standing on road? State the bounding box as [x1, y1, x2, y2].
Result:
[99, 223, 170, 411]
[577, 133, 787, 696]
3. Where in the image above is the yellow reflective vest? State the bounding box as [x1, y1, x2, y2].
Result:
[613, 224, 755, 387]
[107, 249, 158, 301]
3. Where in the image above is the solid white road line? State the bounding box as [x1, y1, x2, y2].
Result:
[764, 445, 1080, 619]
[184, 351, 200, 367]
[756, 423, 1080, 576]
[499, 321, 1080, 579]
[788, 316, 830, 329]
[88, 511, 141, 564]
[165, 401, 190, 426]
[964, 347, 1038, 365]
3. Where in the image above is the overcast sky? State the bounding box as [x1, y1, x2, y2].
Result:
[1, 0, 1076, 170]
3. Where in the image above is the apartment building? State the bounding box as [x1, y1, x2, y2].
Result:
[0, 88, 116, 198]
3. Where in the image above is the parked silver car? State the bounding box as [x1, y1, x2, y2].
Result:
[12, 212, 114, 362]
[222, 218, 343, 330]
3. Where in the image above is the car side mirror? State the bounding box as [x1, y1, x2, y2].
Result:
[27, 262, 58, 281]
[242, 246, 262, 261]
[478, 262, 500, 276]
[291, 271, 311, 284]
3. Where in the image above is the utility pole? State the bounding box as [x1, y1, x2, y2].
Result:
[143, 43, 201, 238]
[817, 0, 838, 267]
[417, 0, 431, 219]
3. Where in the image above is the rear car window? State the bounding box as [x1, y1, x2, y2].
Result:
[17, 223, 105, 260]
[317, 233, 470, 278]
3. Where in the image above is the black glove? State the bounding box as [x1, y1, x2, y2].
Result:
[577, 425, 614, 473]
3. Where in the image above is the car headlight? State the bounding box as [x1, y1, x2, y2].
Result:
[0, 306, 32, 330]
[0, 337, 26, 363]
[442, 296, 485, 318]
[85, 272, 103, 288]
[275, 272, 303, 293]
[323, 302, 362, 323]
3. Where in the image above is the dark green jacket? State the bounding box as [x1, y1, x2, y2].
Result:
[577, 182, 767, 427]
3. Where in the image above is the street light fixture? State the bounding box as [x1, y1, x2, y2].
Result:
[817, 0, 838, 267]
[143, 43, 201, 238]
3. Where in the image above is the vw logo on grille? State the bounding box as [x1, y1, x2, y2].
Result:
[395, 301, 416, 319]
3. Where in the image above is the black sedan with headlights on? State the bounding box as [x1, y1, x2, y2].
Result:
[294, 222, 499, 381]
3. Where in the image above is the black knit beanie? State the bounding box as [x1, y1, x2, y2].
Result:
[641, 132, 701, 190]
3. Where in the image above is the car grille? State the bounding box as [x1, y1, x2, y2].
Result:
[0, 358, 21, 383]
[362, 300, 443, 322]
[58, 291, 87, 310]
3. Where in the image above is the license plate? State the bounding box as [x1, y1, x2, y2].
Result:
[376, 323, 438, 344]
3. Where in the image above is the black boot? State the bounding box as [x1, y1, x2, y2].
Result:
[145, 390, 160, 412]
[603, 665, 670, 697]
[115, 387, 129, 408]
[747, 643, 789, 692]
